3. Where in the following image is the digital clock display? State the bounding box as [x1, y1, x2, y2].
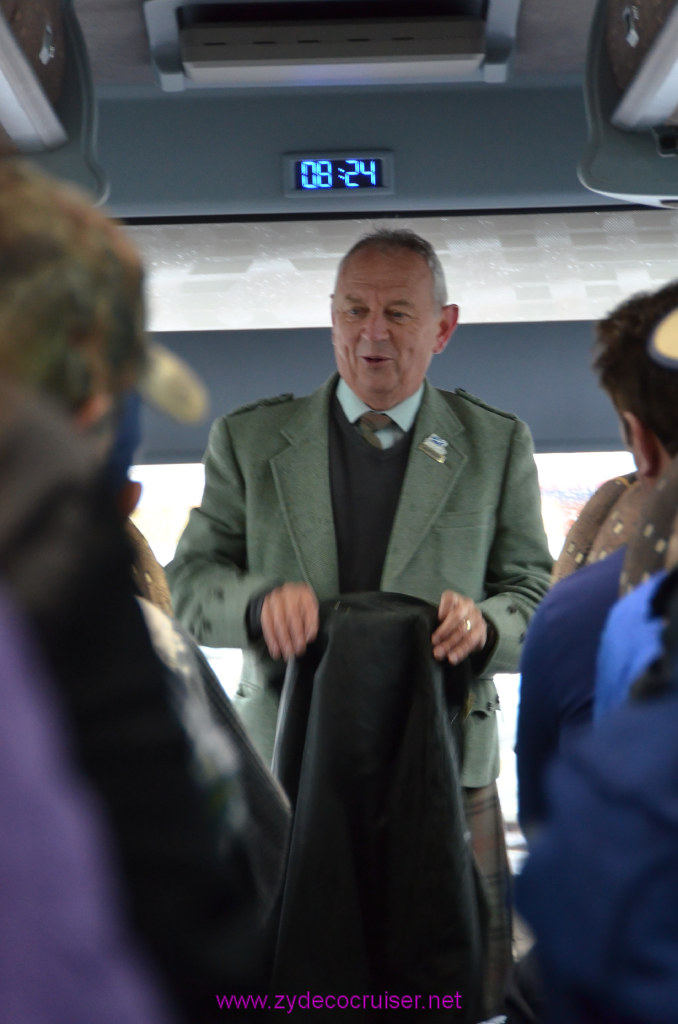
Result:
[283, 151, 394, 197]
[296, 157, 383, 191]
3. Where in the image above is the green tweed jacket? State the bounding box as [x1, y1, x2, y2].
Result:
[167, 375, 552, 787]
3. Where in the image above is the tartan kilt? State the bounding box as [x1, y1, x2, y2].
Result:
[464, 781, 513, 1018]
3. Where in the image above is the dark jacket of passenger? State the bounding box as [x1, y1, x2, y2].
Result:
[0, 381, 270, 1022]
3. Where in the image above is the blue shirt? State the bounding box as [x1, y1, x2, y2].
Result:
[516, 546, 625, 838]
[594, 569, 666, 721]
[517, 683, 678, 1024]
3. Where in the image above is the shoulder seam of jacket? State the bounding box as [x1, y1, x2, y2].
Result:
[439, 387, 520, 422]
[229, 393, 295, 417]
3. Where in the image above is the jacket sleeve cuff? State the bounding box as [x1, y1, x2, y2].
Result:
[470, 615, 498, 674]
[245, 589, 273, 642]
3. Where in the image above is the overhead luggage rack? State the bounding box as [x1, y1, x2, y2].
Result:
[143, 0, 523, 90]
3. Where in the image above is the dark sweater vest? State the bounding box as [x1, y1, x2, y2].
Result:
[330, 395, 412, 594]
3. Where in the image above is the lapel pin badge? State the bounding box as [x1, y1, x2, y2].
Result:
[418, 433, 448, 464]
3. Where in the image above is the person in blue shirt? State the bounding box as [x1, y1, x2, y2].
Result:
[516, 279, 678, 841]
[515, 290, 678, 1024]
[516, 545, 625, 837]
[517, 570, 678, 1024]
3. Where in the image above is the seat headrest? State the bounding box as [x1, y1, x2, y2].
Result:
[621, 456, 678, 594]
[552, 472, 641, 584]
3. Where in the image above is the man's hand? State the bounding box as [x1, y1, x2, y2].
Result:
[432, 589, 487, 666]
[261, 582, 319, 661]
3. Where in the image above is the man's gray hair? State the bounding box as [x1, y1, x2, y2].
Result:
[336, 228, 448, 306]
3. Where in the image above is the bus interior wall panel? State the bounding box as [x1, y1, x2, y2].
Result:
[96, 79, 605, 218]
[137, 322, 622, 464]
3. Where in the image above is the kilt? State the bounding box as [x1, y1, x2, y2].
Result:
[464, 781, 513, 1017]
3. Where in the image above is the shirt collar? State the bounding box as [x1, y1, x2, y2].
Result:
[335, 378, 424, 433]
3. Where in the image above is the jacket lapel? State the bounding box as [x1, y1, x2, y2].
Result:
[382, 382, 467, 584]
[269, 377, 340, 596]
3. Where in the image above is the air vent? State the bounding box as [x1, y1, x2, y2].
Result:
[179, 16, 485, 86]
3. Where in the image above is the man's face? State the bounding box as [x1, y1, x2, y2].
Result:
[331, 246, 458, 409]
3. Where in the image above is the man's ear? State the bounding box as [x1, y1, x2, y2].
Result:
[623, 412, 664, 482]
[433, 304, 459, 355]
[118, 479, 142, 518]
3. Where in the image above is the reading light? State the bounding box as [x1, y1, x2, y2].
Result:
[0, 1, 108, 205]
[0, 10, 67, 151]
[612, 2, 678, 131]
[578, 0, 678, 208]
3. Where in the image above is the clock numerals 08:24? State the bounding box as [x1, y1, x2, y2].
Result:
[296, 158, 381, 190]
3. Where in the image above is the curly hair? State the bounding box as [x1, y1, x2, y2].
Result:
[0, 160, 146, 414]
[594, 280, 678, 456]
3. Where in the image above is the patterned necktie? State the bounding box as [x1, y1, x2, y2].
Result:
[357, 411, 394, 449]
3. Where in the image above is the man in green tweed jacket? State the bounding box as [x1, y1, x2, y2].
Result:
[167, 228, 552, 1016]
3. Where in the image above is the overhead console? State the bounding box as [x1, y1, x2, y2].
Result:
[142, 0, 522, 91]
